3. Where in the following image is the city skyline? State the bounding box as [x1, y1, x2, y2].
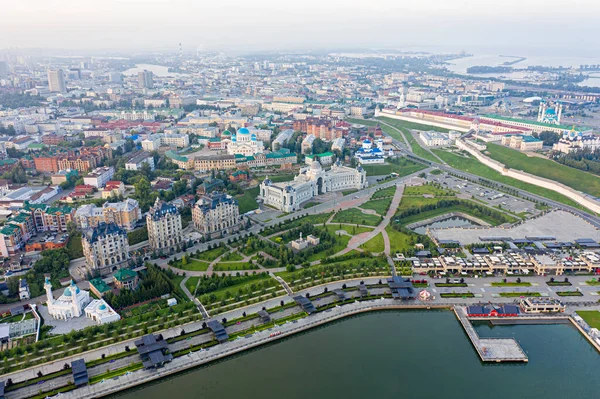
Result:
[0, 0, 598, 55]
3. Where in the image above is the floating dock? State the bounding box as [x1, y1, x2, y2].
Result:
[454, 306, 528, 363]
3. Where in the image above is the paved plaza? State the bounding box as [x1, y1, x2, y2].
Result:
[432, 210, 600, 244]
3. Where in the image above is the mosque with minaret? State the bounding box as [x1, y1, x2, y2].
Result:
[44, 276, 121, 324]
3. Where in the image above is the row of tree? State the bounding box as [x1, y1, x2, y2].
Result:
[552, 147, 600, 176]
[103, 264, 175, 309]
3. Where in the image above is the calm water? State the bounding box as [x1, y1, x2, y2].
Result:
[413, 215, 477, 234]
[112, 311, 600, 399]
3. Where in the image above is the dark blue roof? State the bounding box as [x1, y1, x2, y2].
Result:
[84, 222, 126, 244]
[148, 200, 179, 221]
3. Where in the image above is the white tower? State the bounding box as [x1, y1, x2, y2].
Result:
[44, 276, 54, 303]
[556, 102, 563, 124]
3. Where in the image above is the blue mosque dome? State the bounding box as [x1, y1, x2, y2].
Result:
[99, 303, 107, 311]
[231, 135, 237, 142]
[63, 288, 72, 297]
[364, 139, 371, 144]
[251, 133, 257, 141]
[238, 127, 250, 135]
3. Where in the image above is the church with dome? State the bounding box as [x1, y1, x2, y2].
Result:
[258, 161, 367, 212]
[45, 276, 120, 325]
[226, 127, 264, 156]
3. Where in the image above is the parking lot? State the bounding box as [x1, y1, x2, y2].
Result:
[430, 173, 539, 216]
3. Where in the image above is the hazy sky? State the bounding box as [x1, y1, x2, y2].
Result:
[0, 0, 597, 54]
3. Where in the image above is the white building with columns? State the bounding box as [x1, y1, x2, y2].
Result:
[259, 161, 367, 212]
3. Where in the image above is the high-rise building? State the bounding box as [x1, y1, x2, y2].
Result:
[0, 61, 9, 78]
[47, 69, 66, 93]
[146, 199, 183, 253]
[192, 192, 241, 240]
[138, 70, 154, 89]
[82, 222, 130, 275]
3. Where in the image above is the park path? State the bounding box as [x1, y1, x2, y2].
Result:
[180, 276, 196, 301]
[335, 184, 404, 256]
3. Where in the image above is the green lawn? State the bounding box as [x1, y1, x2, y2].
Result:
[396, 202, 517, 226]
[213, 262, 258, 271]
[324, 224, 374, 236]
[173, 258, 210, 271]
[440, 293, 474, 298]
[486, 143, 600, 198]
[220, 251, 245, 261]
[432, 149, 590, 212]
[577, 310, 600, 329]
[372, 186, 396, 199]
[238, 186, 260, 214]
[360, 198, 393, 215]
[359, 232, 385, 253]
[185, 276, 200, 294]
[331, 208, 382, 226]
[196, 246, 228, 261]
[378, 116, 451, 133]
[404, 184, 455, 197]
[199, 275, 281, 305]
[385, 226, 415, 254]
[361, 160, 425, 177]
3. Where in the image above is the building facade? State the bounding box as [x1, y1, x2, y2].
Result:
[259, 161, 367, 212]
[192, 192, 241, 239]
[146, 199, 183, 252]
[82, 222, 130, 275]
[75, 199, 141, 231]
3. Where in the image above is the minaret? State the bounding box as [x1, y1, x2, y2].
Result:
[557, 102, 563, 124]
[44, 276, 53, 304]
[71, 280, 81, 317]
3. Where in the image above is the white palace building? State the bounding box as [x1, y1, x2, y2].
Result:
[259, 161, 367, 212]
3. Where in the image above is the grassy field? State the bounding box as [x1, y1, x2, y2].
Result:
[213, 262, 258, 271]
[378, 116, 452, 133]
[577, 310, 600, 329]
[432, 149, 590, 212]
[485, 143, 600, 197]
[404, 184, 455, 197]
[172, 258, 210, 271]
[238, 186, 260, 214]
[385, 226, 414, 254]
[220, 251, 245, 261]
[331, 208, 382, 226]
[396, 202, 517, 226]
[360, 198, 392, 215]
[185, 277, 200, 294]
[359, 232, 385, 253]
[372, 186, 396, 199]
[491, 282, 532, 287]
[199, 275, 281, 305]
[361, 159, 425, 177]
[324, 224, 374, 236]
[499, 292, 541, 297]
[196, 246, 228, 261]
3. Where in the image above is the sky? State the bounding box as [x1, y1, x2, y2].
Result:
[0, 0, 598, 55]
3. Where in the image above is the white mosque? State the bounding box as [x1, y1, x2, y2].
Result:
[227, 127, 264, 156]
[45, 277, 121, 324]
[259, 161, 367, 212]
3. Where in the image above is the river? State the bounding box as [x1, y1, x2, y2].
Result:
[111, 310, 600, 399]
[122, 64, 188, 77]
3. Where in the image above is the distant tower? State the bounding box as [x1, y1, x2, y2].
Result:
[138, 70, 153, 89]
[179, 42, 183, 58]
[556, 101, 563, 124]
[47, 69, 66, 93]
[537, 100, 546, 122]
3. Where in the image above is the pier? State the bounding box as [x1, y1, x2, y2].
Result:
[453, 306, 528, 363]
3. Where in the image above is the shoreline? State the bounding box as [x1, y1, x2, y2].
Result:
[63, 302, 451, 398]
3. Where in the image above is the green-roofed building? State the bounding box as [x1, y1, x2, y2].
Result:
[305, 152, 335, 166]
[113, 269, 139, 291]
[482, 114, 592, 135]
[89, 278, 112, 297]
